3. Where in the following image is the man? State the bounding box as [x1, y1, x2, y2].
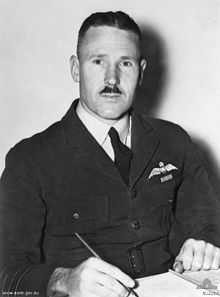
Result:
[1, 11, 220, 297]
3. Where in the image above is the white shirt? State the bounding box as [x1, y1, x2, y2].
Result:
[76, 101, 131, 161]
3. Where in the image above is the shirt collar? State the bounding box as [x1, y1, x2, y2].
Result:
[76, 100, 130, 146]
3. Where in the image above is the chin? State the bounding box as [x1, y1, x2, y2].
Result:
[100, 105, 130, 118]
[100, 110, 127, 121]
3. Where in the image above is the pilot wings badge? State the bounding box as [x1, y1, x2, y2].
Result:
[148, 161, 178, 182]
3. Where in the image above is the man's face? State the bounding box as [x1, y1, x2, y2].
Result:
[71, 26, 146, 123]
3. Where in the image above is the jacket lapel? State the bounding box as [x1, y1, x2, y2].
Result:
[61, 100, 123, 184]
[61, 100, 160, 187]
[130, 113, 160, 188]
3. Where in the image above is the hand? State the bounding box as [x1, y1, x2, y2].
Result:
[47, 257, 135, 297]
[173, 238, 220, 273]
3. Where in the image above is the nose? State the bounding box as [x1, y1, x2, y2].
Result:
[104, 65, 120, 85]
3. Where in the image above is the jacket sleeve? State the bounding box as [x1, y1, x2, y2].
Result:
[169, 129, 220, 255]
[0, 145, 56, 297]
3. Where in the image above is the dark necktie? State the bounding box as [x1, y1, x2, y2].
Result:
[108, 127, 132, 185]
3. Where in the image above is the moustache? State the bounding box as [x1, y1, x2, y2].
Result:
[100, 85, 122, 95]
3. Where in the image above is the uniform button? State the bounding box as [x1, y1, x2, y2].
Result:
[73, 212, 80, 220]
[130, 220, 141, 230]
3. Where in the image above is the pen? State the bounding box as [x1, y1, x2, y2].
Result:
[74, 232, 101, 258]
[74, 232, 138, 297]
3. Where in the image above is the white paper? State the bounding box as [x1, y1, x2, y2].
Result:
[134, 270, 220, 297]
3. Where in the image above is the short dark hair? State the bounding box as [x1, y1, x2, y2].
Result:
[77, 11, 142, 56]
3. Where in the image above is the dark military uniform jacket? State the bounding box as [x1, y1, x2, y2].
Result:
[1, 99, 220, 296]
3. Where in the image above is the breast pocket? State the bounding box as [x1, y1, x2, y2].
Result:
[138, 177, 179, 235]
[144, 170, 181, 208]
[149, 181, 176, 208]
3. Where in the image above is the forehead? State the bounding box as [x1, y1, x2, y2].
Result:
[78, 26, 141, 59]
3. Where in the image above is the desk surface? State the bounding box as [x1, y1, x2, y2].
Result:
[135, 270, 220, 297]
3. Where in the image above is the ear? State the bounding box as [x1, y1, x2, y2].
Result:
[70, 55, 80, 83]
[138, 58, 147, 86]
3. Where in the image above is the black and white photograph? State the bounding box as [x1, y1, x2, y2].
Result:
[0, 1, 220, 296]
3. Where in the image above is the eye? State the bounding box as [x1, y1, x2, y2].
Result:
[92, 59, 103, 65]
[120, 60, 133, 67]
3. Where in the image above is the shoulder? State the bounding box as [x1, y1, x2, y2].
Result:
[134, 112, 192, 151]
[4, 100, 80, 170]
[137, 113, 189, 138]
[4, 100, 82, 172]
[5, 119, 64, 168]
[147, 117, 188, 138]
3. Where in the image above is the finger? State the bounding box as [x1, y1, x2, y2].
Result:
[91, 282, 127, 297]
[79, 272, 119, 297]
[177, 241, 194, 271]
[78, 263, 129, 297]
[95, 271, 127, 295]
[211, 247, 220, 270]
[86, 257, 135, 288]
[173, 260, 184, 273]
[190, 242, 206, 271]
[81, 293, 100, 297]
[202, 243, 215, 270]
[85, 294, 101, 297]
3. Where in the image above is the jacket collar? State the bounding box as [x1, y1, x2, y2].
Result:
[61, 99, 124, 184]
[61, 99, 160, 187]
